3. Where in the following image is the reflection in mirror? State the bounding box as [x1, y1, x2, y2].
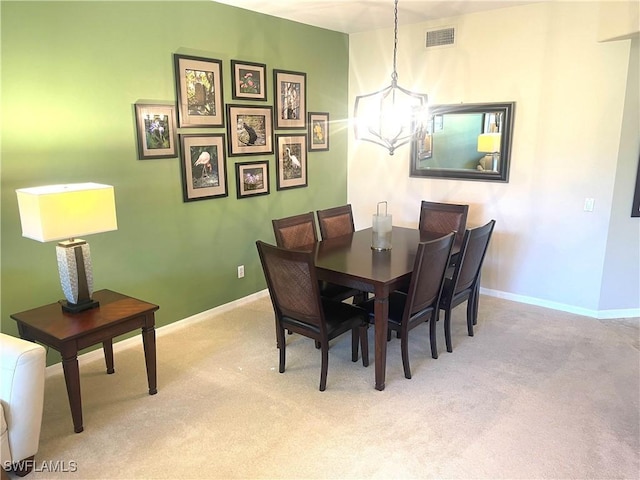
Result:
[410, 102, 515, 182]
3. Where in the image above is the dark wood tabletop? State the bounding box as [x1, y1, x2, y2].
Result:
[314, 227, 451, 390]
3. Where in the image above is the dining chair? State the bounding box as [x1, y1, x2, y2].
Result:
[439, 219, 496, 353]
[272, 212, 318, 249]
[419, 200, 469, 265]
[316, 205, 367, 304]
[359, 233, 455, 379]
[272, 211, 363, 304]
[316, 204, 355, 240]
[256, 240, 369, 391]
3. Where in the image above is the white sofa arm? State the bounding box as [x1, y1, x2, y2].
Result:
[0, 333, 46, 471]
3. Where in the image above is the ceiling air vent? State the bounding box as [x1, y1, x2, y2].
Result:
[425, 27, 455, 49]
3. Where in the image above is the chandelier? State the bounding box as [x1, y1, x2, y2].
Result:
[353, 0, 429, 156]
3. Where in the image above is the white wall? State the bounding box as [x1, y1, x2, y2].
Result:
[348, 1, 638, 317]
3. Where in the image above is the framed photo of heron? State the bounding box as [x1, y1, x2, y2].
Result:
[134, 103, 178, 159]
[273, 69, 306, 129]
[174, 54, 224, 128]
[276, 134, 307, 190]
[236, 161, 270, 199]
[179, 134, 228, 202]
[226, 104, 274, 157]
[308, 112, 329, 151]
[231, 60, 267, 101]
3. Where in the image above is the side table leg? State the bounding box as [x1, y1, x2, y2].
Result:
[103, 339, 115, 374]
[141, 322, 157, 395]
[61, 353, 84, 433]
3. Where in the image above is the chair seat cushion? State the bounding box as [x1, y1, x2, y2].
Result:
[359, 292, 408, 326]
[319, 281, 359, 302]
[320, 300, 369, 337]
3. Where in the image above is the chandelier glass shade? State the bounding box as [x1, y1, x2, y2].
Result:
[353, 0, 428, 156]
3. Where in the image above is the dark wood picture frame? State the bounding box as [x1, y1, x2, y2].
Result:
[134, 103, 178, 159]
[276, 134, 307, 190]
[236, 161, 270, 198]
[174, 54, 224, 128]
[308, 112, 329, 151]
[179, 134, 228, 202]
[226, 104, 274, 157]
[273, 69, 306, 129]
[231, 60, 267, 101]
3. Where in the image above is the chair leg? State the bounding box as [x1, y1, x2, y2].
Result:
[319, 343, 329, 391]
[472, 284, 480, 326]
[10, 455, 35, 477]
[351, 327, 359, 362]
[277, 326, 286, 372]
[360, 325, 369, 367]
[444, 308, 453, 353]
[400, 326, 411, 379]
[466, 297, 475, 337]
[429, 312, 438, 359]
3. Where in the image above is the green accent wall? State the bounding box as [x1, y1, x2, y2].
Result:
[0, 1, 349, 360]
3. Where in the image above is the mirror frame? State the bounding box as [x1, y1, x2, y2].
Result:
[410, 102, 515, 182]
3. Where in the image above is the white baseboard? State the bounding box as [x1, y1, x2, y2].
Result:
[46, 287, 637, 376]
[45, 289, 270, 377]
[480, 287, 640, 320]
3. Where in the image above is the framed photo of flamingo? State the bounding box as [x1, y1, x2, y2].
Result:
[134, 103, 178, 159]
[273, 69, 306, 129]
[179, 134, 228, 202]
[236, 161, 270, 199]
[226, 104, 274, 157]
[275, 134, 307, 190]
[231, 60, 267, 101]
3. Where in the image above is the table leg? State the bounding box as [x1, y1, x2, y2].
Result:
[141, 320, 157, 395]
[61, 350, 84, 433]
[373, 294, 389, 391]
[103, 339, 115, 374]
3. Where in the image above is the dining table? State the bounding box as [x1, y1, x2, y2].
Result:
[313, 226, 457, 391]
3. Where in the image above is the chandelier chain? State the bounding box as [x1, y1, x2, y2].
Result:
[391, 0, 399, 84]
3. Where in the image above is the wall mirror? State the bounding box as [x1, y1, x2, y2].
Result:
[410, 102, 515, 182]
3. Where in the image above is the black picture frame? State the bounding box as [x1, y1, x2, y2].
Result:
[632, 155, 640, 217]
[179, 134, 228, 202]
[236, 161, 270, 198]
[231, 60, 267, 101]
[273, 69, 306, 129]
[226, 104, 274, 156]
[308, 112, 329, 151]
[276, 134, 307, 190]
[174, 54, 224, 128]
[134, 103, 178, 159]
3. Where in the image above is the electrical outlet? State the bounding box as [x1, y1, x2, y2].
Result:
[237, 265, 245, 278]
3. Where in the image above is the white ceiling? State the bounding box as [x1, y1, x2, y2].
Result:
[212, 0, 542, 34]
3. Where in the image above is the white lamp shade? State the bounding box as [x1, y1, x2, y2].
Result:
[16, 183, 117, 242]
[477, 133, 502, 153]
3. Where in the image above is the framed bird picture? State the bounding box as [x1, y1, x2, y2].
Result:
[226, 104, 274, 157]
[307, 112, 329, 151]
[174, 54, 224, 128]
[179, 134, 228, 202]
[134, 103, 178, 159]
[275, 134, 307, 190]
[273, 69, 306, 129]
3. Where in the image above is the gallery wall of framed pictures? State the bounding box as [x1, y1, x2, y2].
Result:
[134, 52, 330, 202]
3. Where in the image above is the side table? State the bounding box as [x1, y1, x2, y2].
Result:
[10, 289, 159, 433]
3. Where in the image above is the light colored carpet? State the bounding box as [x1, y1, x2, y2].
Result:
[13, 294, 640, 479]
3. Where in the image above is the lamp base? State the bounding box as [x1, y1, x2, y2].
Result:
[60, 298, 100, 314]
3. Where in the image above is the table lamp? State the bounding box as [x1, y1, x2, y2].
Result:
[16, 183, 118, 313]
[477, 133, 501, 171]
